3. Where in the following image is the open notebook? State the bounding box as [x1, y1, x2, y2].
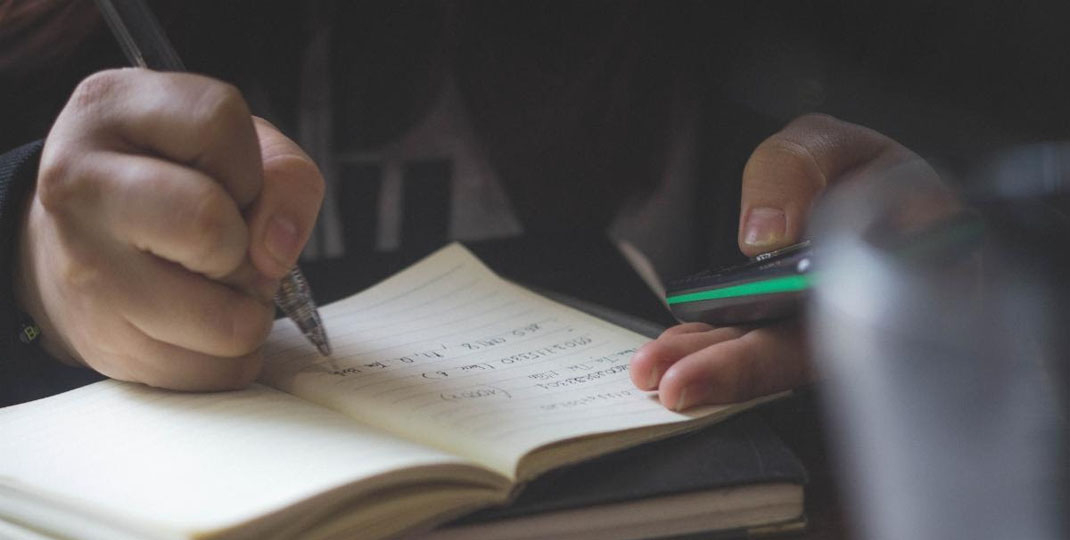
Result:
[0, 244, 798, 540]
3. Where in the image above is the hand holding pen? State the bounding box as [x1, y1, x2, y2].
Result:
[11, 3, 327, 390]
[94, 0, 330, 357]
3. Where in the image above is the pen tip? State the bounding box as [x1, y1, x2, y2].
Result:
[316, 340, 332, 357]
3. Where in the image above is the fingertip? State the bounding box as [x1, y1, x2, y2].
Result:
[659, 359, 730, 410]
[739, 206, 790, 256]
[633, 325, 750, 398]
[657, 335, 763, 410]
[655, 362, 712, 410]
[656, 367, 684, 409]
[659, 322, 715, 337]
[629, 341, 660, 390]
[658, 323, 812, 410]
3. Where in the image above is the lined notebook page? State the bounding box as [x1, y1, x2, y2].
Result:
[261, 244, 725, 476]
[0, 381, 488, 539]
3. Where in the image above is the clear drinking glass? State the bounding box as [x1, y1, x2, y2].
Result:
[807, 151, 1068, 540]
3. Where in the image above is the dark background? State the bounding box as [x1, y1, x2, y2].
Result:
[4, 0, 1070, 273]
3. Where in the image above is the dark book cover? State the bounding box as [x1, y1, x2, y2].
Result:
[449, 412, 807, 526]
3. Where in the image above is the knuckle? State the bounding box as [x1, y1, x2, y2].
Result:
[730, 344, 765, 401]
[189, 187, 229, 242]
[69, 70, 125, 111]
[733, 363, 759, 402]
[265, 153, 326, 200]
[58, 248, 107, 295]
[294, 156, 326, 200]
[36, 152, 80, 211]
[192, 81, 249, 131]
[749, 135, 827, 186]
[754, 135, 816, 167]
[712, 358, 752, 403]
[187, 186, 244, 267]
[714, 326, 748, 341]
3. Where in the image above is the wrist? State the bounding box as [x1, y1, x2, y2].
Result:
[14, 195, 79, 366]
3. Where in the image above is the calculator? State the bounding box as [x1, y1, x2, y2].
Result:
[665, 241, 812, 325]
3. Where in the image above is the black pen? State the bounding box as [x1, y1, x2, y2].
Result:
[94, 0, 331, 356]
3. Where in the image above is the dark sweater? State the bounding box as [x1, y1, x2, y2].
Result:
[0, 142, 104, 408]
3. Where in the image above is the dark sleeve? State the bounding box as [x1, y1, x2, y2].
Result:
[0, 142, 104, 409]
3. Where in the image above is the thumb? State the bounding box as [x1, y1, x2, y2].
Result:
[246, 117, 325, 280]
[738, 113, 911, 257]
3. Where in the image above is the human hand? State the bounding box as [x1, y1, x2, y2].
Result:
[15, 68, 324, 390]
[631, 114, 934, 409]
